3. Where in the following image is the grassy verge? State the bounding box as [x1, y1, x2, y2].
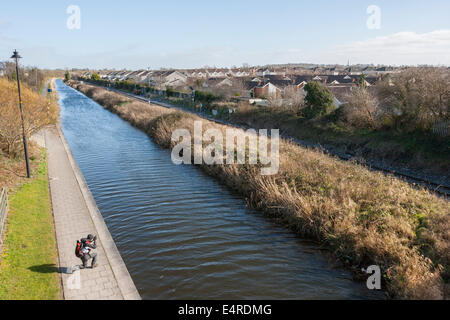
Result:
[72, 82, 450, 300]
[0, 149, 61, 300]
[226, 106, 450, 177]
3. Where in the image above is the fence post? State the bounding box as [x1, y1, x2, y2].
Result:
[0, 188, 8, 244]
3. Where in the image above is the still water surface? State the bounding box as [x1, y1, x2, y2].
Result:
[56, 79, 379, 299]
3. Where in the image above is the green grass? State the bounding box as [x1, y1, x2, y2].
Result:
[0, 149, 61, 300]
[117, 101, 131, 107]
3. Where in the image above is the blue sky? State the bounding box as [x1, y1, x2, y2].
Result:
[1, 0, 449, 69]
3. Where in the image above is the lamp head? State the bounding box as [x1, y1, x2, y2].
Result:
[11, 50, 22, 60]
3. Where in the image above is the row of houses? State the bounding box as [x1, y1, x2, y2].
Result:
[81, 64, 391, 88]
[245, 74, 378, 99]
[82, 68, 377, 87]
[83, 69, 250, 83]
[80, 68, 379, 104]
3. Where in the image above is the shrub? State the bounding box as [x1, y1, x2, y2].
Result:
[303, 81, 335, 118]
[342, 86, 380, 129]
[377, 68, 450, 132]
[195, 90, 219, 104]
[166, 86, 176, 97]
[91, 73, 101, 81]
[281, 86, 305, 113]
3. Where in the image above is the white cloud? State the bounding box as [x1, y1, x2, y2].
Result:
[4, 29, 450, 69]
[186, 30, 450, 67]
[330, 30, 450, 65]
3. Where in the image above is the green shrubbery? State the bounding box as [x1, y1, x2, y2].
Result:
[302, 81, 335, 118]
[165, 86, 176, 97]
[90, 73, 101, 81]
[194, 90, 220, 104]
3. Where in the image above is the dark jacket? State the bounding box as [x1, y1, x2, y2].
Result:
[81, 238, 97, 253]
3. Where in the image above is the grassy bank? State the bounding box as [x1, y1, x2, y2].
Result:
[226, 106, 450, 178]
[0, 149, 61, 300]
[71, 81, 450, 300]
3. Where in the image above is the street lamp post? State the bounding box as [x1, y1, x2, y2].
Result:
[11, 50, 31, 179]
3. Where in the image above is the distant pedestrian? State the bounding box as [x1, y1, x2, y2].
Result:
[75, 234, 98, 269]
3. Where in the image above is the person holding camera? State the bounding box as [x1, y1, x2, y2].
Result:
[76, 234, 98, 269]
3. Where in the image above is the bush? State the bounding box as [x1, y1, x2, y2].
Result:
[303, 81, 335, 118]
[280, 86, 305, 113]
[342, 86, 380, 129]
[91, 73, 101, 81]
[377, 68, 450, 132]
[195, 90, 219, 104]
[166, 86, 176, 97]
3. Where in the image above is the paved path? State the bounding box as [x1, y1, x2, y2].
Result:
[45, 125, 140, 300]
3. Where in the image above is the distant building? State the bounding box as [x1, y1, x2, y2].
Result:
[164, 70, 188, 87]
[249, 82, 282, 99]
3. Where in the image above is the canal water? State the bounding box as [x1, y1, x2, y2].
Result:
[56, 79, 379, 300]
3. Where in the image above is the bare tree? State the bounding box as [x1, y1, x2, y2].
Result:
[343, 86, 380, 129]
[0, 61, 47, 92]
[0, 78, 58, 156]
[281, 86, 305, 113]
[377, 67, 450, 130]
[214, 78, 248, 98]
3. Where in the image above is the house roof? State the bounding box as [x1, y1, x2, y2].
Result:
[294, 75, 314, 83]
[247, 81, 282, 91]
[203, 77, 228, 87]
[327, 84, 353, 104]
[266, 79, 293, 88]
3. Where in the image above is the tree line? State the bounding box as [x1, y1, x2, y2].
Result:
[294, 68, 449, 133]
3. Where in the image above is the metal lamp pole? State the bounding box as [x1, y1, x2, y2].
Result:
[11, 50, 31, 178]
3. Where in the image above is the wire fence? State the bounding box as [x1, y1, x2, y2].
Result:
[0, 188, 8, 243]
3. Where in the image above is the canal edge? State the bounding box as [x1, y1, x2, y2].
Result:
[55, 122, 141, 300]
